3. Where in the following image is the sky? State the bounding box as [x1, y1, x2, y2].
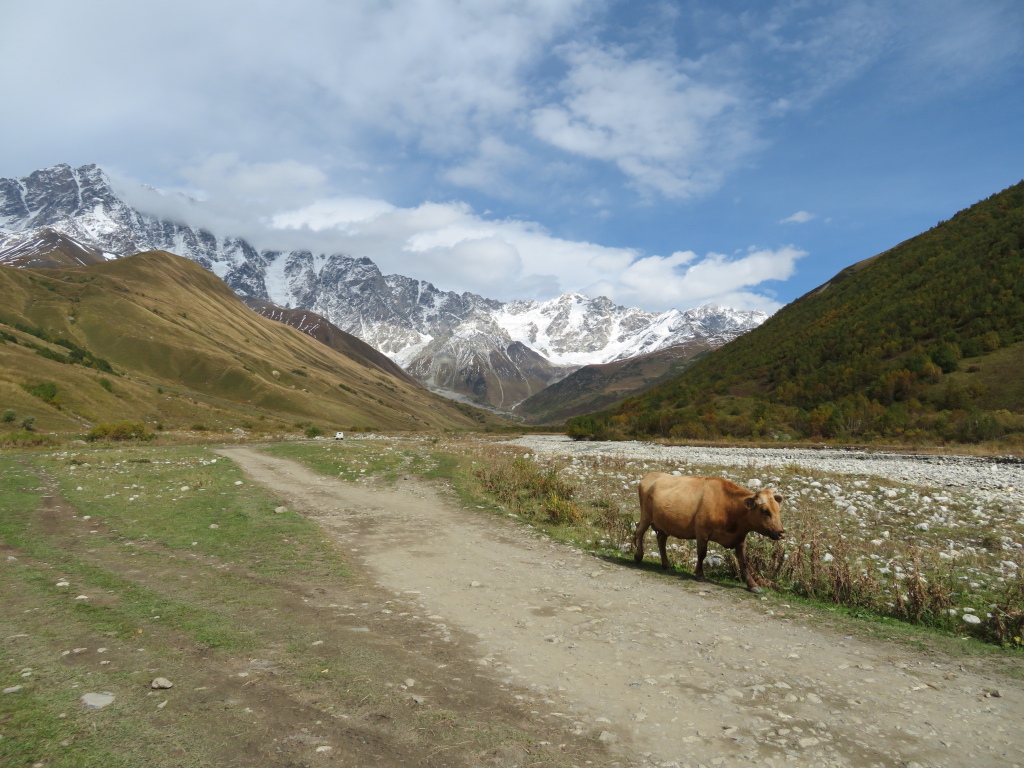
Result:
[1, 0, 1022, 313]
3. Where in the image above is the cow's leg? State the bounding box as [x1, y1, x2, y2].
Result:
[695, 538, 708, 582]
[735, 537, 761, 593]
[633, 517, 651, 563]
[656, 528, 670, 569]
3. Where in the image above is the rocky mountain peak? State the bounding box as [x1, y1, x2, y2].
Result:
[0, 162, 769, 412]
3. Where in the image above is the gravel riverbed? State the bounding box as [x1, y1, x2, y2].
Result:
[509, 435, 1024, 508]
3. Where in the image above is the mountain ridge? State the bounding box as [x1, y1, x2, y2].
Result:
[0, 163, 767, 410]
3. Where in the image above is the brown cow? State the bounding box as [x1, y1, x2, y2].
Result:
[634, 473, 784, 593]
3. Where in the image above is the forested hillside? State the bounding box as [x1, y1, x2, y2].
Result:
[568, 180, 1024, 444]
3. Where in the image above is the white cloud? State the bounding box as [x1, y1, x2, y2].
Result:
[780, 210, 816, 224]
[532, 45, 759, 198]
[267, 195, 803, 311]
[895, 0, 1024, 93]
[0, 0, 587, 180]
[112, 156, 329, 237]
[443, 136, 532, 197]
[180, 154, 327, 213]
[751, 2, 897, 110]
[272, 198, 396, 233]
[4, 0, 1017, 212]
[595, 246, 806, 311]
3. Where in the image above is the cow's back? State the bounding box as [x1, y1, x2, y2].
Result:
[645, 474, 720, 539]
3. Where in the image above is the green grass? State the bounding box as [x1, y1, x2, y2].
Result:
[261, 439, 443, 483]
[1, 442, 607, 768]
[963, 340, 1024, 413]
[48, 445, 347, 581]
[0, 446, 353, 765]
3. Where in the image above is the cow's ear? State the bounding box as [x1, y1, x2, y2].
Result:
[773, 493, 783, 503]
[744, 496, 756, 509]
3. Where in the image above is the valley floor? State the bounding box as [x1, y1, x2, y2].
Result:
[223, 446, 1024, 768]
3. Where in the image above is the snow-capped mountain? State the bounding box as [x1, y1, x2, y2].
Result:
[0, 163, 768, 411]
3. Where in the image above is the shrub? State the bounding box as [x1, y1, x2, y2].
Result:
[190, 424, 209, 431]
[0, 430, 58, 448]
[98, 377, 114, 392]
[474, 451, 578, 521]
[545, 495, 583, 524]
[21, 381, 60, 407]
[304, 425, 324, 438]
[1, 409, 15, 423]
[21, 416, 36, 431]
[86, 421, 151, 442]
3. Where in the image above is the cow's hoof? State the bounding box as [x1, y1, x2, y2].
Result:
[748, 586, 763, 594]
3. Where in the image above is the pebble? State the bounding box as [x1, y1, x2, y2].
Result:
[209, 524, 219, 529]
[962, 614, 982, 625]
[151, 677, 173, 689]
[598, 730, 618, 743]
[80, 692, 115, 709]
[3, 686, 23, 694]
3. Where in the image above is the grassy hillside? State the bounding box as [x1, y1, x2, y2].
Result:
[514, 339, 714, 425]
[241, 296, 419, 386]
[568, 180, 1024, 446]
[0, 251, 503, 439]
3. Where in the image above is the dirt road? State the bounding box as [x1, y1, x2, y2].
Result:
[219, 446, 1024, 768]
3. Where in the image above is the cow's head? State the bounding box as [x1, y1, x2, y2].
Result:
[744, 488, 785, 540]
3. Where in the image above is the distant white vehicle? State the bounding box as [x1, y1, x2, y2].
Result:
[334, 431, 345, 440]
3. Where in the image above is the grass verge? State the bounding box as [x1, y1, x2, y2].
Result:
[270, 436, 1024, 654]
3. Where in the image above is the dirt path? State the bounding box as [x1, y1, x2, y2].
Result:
[219, 447, 1024, 768]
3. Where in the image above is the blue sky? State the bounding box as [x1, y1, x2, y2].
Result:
[1, 0, 1021, 312]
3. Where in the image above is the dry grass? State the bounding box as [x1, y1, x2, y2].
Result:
[219, 435, 1024, 649]
[449, 440, 1024, 648]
